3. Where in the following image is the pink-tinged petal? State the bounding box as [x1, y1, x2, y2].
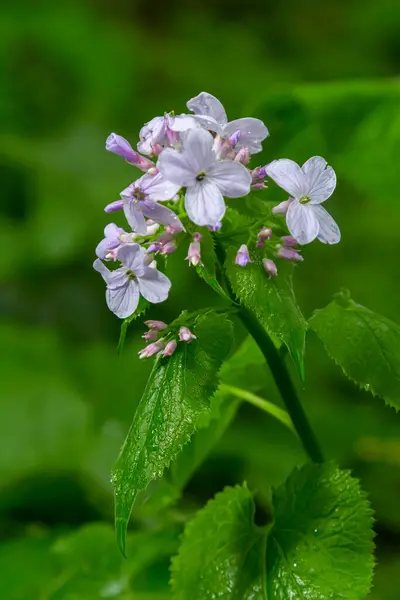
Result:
[93, 259, 127, 289]
[302, 156, 337, 204]
[142, 172, 181, 201]
[223, 118, 269, 154]
[106, 280, 140, 319]
[207, 160, 251, 198]
[286, 201, 319, 245]
[313, 205, 341, 244]
[117, 243, 146, 275]
[137, 268, 171, 304]
[123, 199, 147, 235]
[157, 148, 197, 187]
[187, 92, 228, 125]
[266, 159, 307, 199]
[104, 223, 121, 238]
[185, 181, 226, 227]
[140, 199, 185, 232]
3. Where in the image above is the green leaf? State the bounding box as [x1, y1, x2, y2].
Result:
[225, 246, 307, 380]
[190, 227, 231, 301]
[171, 464, 374, 600]
[267, 462, 374, 599]
[118, 296, 150, 354]
[112, 311, 234, 555]
[171, 484, 267, 600]
[309, 290, 400, 410]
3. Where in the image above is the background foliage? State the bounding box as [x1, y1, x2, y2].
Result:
[1, 0, 399, 597]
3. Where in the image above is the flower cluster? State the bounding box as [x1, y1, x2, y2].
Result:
[138, 321, 196, 359]
[94, 91, 340, 322]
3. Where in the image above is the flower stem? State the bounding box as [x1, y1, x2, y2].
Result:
[219, 383, 296, 434]
[214, 238, 324, 464]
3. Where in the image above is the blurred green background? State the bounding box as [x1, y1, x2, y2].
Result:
[1, 1, 400, 598]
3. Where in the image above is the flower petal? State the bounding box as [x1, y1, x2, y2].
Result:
[123, 199, 147, 235]
[187, 92, 228, 125]
[137, 268, 171, 304]
[266, 159, 307, 199]
[185, 180, 226, 226]
[141, 172, 181, 201]
[190, 115, 224, 136]
[140, 199, 185, 231]
[157, 148, 196, 187]
[117, 243, 146, 275]
[93, 259, 127, 288]
[313, 205, 341, 244]
[106, 280, 139, 318]
[208, 160, 251, 198]
[223, 118, 269, 154]
[169, 114, 199, 132]
[181, 128, 216, 173]
[302, 156, 337, 204]
[286, 201, 319, 245]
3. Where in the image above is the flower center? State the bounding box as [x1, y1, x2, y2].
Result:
[126, 269, 136, 281]
[196, 172, 206, 181]
[299, 195, 311, 204]
[133, 188, 146, 200]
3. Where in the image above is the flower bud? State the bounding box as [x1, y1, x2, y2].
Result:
[106, 133, 136, 162]
[281, 235, 298, 248]
[179, 327, 197, 343]
[272, 199, 292, 215]
[192, 232, 203, 242]
[147, 166, 159, 176]
[146, 223, 161, 236]
[147, 242, 161, 253]
[186, 241, 202, 266]
[104, 200, 124, 213]
[263, 258, 278, 277]
[235, 244, 252, 267]
[228, 130, 241, 147]
[162, 340, 177, 357]
[166, 224, 183, 235]
[276, 247, 304, 262]
[251, 182, 267, 191]
[138, 341, 165, 359]
[235, 147, 250, 165]
[144, 320, 168, 331]
[143, 329, 159, 342]
[257, 227, 272, 245]
[159, 240, 177, 255]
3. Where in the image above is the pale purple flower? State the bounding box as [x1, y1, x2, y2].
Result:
[96, 223, 125, 260]
[186, 241, 202, 266]
[93, 244, 171, 319]
[162, 340, 177, 357]
[159, 240, 177, 255]
[272, 199, 292, 215]
[187, 92, 269, 154]
[235, 244, 252, 267]
[138, 341, 166, 359]
[178, 327, 197, 342]
[138, 113, 198, 156]
[157, 128, 251, 227]
[256, 227, 272, 247]
[267, 157, 340, 245]
[276, 247, 304, 262]
[145, 320, 168, 331]
[121, 173, 183, 235]
[263, 258, 278, 277]
[143, 329, 159, 342]
[106, 133, 154, 172]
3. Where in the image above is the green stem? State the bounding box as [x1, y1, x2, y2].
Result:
[214, 238, 324, 464]
[219, 383, 296, 434]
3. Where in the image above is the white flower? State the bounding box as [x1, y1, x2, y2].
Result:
[93, 244, 171, 319]
[187, 92, 269, 154]
[137, 113, 198, 156]
[266, 156, 340, 245]
[157, 128, 251, 227]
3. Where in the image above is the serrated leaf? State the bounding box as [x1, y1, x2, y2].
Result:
[195, 228, 231, 301]
[309, 290, 400, 410]
[112, 311, 234, 554]
[171, 484, 267, 600]
[171, 464, 374, 600]
[225, 246, 307, 380]
[267, 462, 374, 599]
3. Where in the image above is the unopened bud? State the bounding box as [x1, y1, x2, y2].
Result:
[257, 227, 272, 244]
[104, 199, 124, 214]
[272, 199, 292, 215]
[186, 241, 202, 267]
[159, 240, 177, 255]
[146, 223, 160, 236]
[138, 341, 165, 359]
[147, 242, 161, 253]
[192, 232, 203, 242]
[143, 329, 159, 342]
[228, 129, 241, 147]
[162, 340, 177, 357]
[179, 326, 197, 343]
[235, 244, 252, 267]
[166, 224, 182, 235]
[145, 320, 168, 331]
[281, 235, 298, 248]
[263, 258, 278, 277]
[235, 147, 250, 165]
[251, 182, 267, 191]
[106, 133, 136, 162]
[276, 247, 304, 262]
